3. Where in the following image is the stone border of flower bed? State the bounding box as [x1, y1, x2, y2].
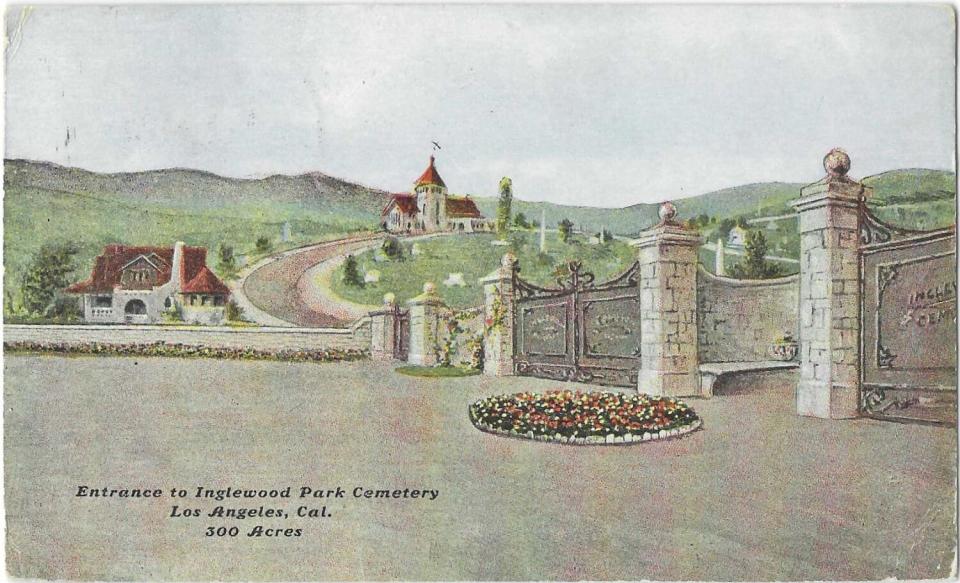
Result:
[470, 416, 702, 445]
[4, 341, 368, 364]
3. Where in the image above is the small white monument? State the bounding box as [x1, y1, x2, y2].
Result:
[364, 270, 381, 284]
[539, 209, 547, 252]
[715, 238, 726, 276]
[443, 272, 466, 287]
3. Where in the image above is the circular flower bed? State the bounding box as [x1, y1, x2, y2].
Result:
[469, 390, 701, 445]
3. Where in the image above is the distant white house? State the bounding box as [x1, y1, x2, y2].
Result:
[728, 226, 749, 247]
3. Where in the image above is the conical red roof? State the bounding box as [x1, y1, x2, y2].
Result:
[181, 266, 230, 295]
[415, 156, 446, 188]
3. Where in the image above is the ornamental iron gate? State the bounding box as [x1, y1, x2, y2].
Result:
[513, 260, 642, 387]
[860, 205, 957, 425]
[393, 307, 410, 361]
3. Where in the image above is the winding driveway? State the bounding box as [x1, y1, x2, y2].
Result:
[234, 234, 384, 328]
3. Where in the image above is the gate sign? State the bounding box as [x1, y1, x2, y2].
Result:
[861, 211, 957, 425]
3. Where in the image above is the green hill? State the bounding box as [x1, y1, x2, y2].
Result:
[3, 158, 954, 315]
[3, 159, 391, 309]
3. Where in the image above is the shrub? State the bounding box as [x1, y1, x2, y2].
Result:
[255, 237, 272, 253]
[342, 255, 365, 288]
[225, 299, 245, 322]
[381, 237, 405, 261]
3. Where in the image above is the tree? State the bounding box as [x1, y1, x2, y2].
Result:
[558, 218, 575, 243]
[19, 243, 79, 316]
[731, 230, 784, 279]
[496, 177, 513, 238]
[513, 212, 530, 229]
[255, 236, 272, 254]
[218, 244, 236, 273]
[595, 228, 613, 243]
[342, 255, 365, 288]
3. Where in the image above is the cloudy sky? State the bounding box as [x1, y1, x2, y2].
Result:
[4, 4, 956, 206]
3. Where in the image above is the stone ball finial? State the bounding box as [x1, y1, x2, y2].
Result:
[383, 292, 396, 305]
[824, 148, 851, 177]
[501, 252, 517, 267]
[659, 201, 678, 223]
[422, 282, 436, 295]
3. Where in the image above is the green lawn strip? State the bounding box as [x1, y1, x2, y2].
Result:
[395, 365, 481, 378]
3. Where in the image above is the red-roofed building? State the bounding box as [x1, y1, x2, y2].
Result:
[381, 156, 491, 234]
[66, 242, 230, 325]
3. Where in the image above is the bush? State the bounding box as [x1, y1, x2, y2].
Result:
[255, 237, 272, 253]
[342, 255, 365, 288]
[225, 299, 245, 322]
[381, 237, 405, 261]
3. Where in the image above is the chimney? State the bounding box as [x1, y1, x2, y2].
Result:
[171, 241, 185, 291]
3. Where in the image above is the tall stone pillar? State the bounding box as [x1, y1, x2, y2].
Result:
[791, 149, 866, 419]
[479, 253, 517, 376]
[368, 293, 398, 361]
[633, 203, 703, 397]
[406, 283, 447, 366]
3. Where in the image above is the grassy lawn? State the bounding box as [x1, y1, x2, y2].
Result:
[395, 365, 481, 378]
[330, 231, 636, 308]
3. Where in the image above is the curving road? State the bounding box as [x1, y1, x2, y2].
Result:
[238, 234, 384, 328]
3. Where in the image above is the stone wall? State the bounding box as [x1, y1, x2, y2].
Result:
[449, 306, 484, 367]
[4, 319, 371, 351]
[697, 266, 799, 363]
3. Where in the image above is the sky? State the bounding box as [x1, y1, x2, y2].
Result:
[3, 4, 956, 207]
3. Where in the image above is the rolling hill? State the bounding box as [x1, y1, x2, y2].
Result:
[3, 158, 954, 314]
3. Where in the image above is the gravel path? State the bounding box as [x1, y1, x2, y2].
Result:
[239, 234, 383, 328]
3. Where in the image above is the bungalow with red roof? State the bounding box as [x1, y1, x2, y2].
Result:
[381, 156, 491, 234]
[66, 242, 230, 325]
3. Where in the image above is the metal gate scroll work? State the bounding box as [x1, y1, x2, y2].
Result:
[513, 259, 642, 387]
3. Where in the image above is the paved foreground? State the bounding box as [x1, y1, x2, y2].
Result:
[5, 356, 956, 580]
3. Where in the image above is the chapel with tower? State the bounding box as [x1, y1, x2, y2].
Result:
[381, 156, 489, 233]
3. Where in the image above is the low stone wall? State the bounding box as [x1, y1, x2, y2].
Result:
[4, 319, 371, 352]
[697, 266, 799, 363]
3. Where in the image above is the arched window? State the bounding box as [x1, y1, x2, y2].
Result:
[124, 299, 147, 315]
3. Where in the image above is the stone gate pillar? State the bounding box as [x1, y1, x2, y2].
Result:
[479, 253, 517, 376]
[407, 283, 447, 366]
[368, 293, 398, 361]
[791, 149, 867, 419]
[633, 203, 703, 397]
